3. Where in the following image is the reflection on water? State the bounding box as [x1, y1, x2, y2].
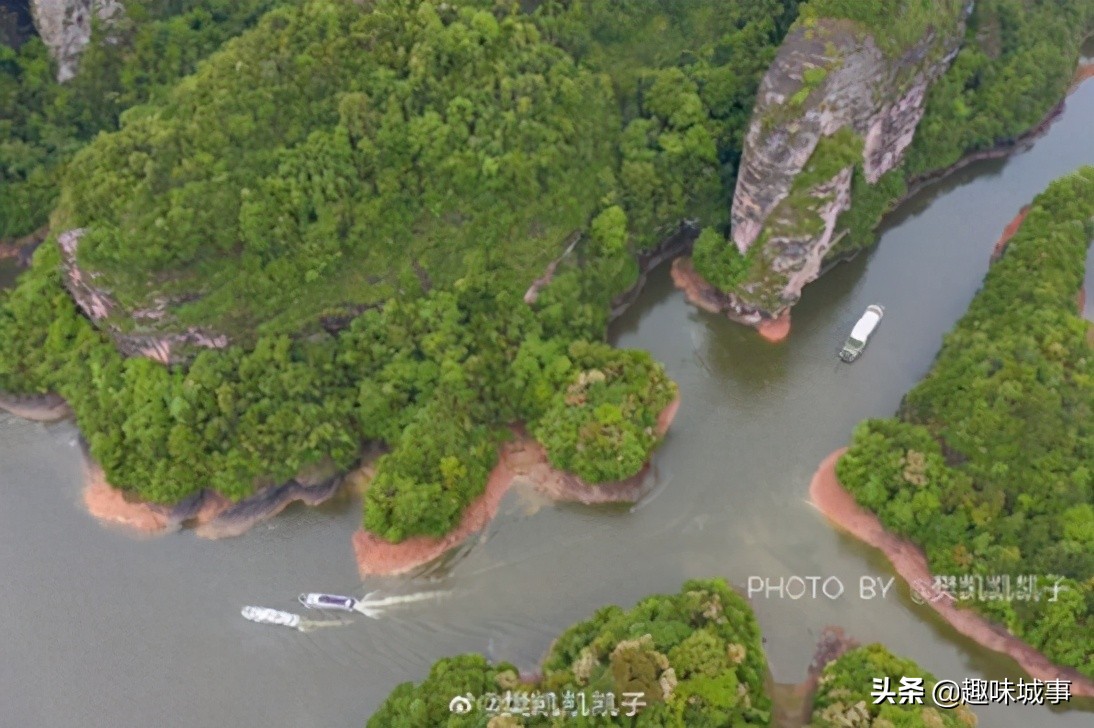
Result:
[0, 84, 1092, 728]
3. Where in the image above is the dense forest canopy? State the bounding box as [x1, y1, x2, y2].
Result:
[0, 0, 303, 240]
[0, 240, 676, 540]
[837, 167, 1094, 677]
[57, 0, 618, 338]
[1, 0, 1090, 559]
[832, 0, 1094, 259]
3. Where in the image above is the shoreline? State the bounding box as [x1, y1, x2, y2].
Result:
[352, 397, 680, 577]
[0, 391, 72, 422]
[81, 447, 376, 539]
[669, 256, 786, 336]
[609, 222, 699, 321]
[901, 57, 1093, 198]
[10, 385, 676, 571]
[991, 205, 1030, 260]
[768, 626, 859, 727]
[810, 448, 1094, 696]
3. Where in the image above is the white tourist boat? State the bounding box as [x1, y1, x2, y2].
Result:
[839, 305, 884, 362]
[298, 592, 359, 612]
[241, 606, 301, 629]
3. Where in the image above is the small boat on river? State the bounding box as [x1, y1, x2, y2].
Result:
[241, 606, 301, 629]
[839, 305, 884, 362]
[298, 592, 359, 612]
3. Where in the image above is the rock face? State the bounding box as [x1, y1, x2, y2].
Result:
[29, 0, 122, 81]
[58, 229, 228, 364]
[82, 450, 368, 539]
[699, 5, 969, 322]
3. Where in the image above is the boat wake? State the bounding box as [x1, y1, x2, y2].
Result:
[296, 618, 352, 633]
[353, 590, 449, 619]
[241, 588, 449, 631]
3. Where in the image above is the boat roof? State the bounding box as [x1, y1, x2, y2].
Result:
[850, 310, 881, 341]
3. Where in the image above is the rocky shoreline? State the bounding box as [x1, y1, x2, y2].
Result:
[669, 256, 791, 342]
[0, 391, 72, 421]
[353, 397, 680, 577]
[903, 57, 1094, 198]
[991, 206, 1030, 260]
[767, 626, 860, 728]
[81, 449, 374, 539]
[609, 222, 699, 321]
[810, 448, 1094, 697]
[1, 386, 678, 571]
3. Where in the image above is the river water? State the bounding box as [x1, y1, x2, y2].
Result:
[2, 82, 1092, 728]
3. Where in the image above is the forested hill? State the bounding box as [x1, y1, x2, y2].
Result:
[46, 0, 801, 343]
[837, 167, 1094, 677]
[57, 0, 620, 339]
[0, 0, 798, 541]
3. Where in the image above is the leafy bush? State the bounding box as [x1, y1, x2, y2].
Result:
[532, 342, 677, 484]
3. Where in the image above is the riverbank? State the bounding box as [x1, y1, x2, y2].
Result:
[82, 447, 375, 538]
[39, 387, 677, 568]
[810, 448, 1094, 696]
[991, 206, 1030, 260]
[905, 57, 1094, 197]
[0, 392, 72, 422]
[668, 256, 792, 342]
[353, 397, 680, 576]
[609, 222, 699, 321]
[993, 204, 1088, 317]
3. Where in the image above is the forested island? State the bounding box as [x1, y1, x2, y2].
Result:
[827, 168, 1094, 684]
[368, 579, 980, 727]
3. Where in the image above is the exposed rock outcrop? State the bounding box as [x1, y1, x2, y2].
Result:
[82, 450, 375, 538]
[58, 229, 228, 364]
[29, 0, 122, 81]
[688, 5, 969, 323]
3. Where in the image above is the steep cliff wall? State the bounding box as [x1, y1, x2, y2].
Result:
[58, 229, 228, 364]
[29, 0, 122, 81]
[689, 2, 969, 323]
